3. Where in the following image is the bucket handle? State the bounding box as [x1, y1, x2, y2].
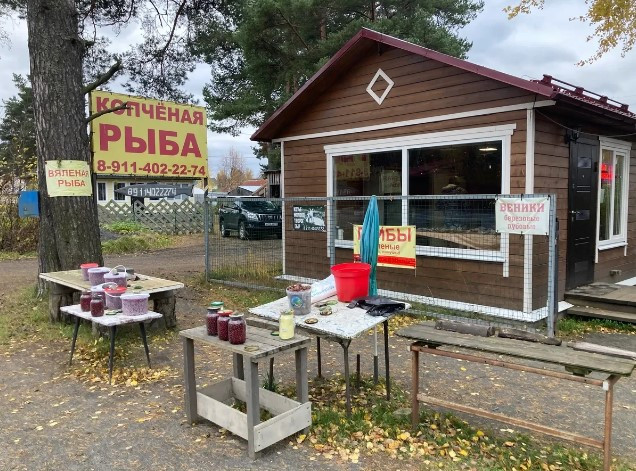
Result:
[110, 265, 127, 275]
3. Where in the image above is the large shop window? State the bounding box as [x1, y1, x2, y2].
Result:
[332, 138, 504, 259]
[598, 142, 630, 249]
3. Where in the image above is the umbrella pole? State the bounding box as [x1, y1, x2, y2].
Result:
[373, 326, 379, 384]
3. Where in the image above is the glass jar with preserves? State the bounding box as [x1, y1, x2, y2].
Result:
[206, 309, 220, 336]
[90, 293, 104, 317]
[80, 290, 92, 312]
[217, 310, 233, 341]
[228, 313, 246, 345]
[279, 310, 295, 340]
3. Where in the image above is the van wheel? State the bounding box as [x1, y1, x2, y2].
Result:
[239, 221, 248, 240]
[220, 220, 229, 237]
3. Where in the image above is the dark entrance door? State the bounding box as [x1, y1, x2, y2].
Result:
[566, 135, 599, 289]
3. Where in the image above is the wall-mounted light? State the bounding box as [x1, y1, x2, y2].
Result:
[564, 128, 580, 144]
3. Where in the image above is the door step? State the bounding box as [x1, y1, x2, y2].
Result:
[566, 305, 636, 324]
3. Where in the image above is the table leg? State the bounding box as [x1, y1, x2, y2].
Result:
[232, 353, 244, 380]
[139, 322, 151, 368]
[356, 354, 361, 390]
[108, 326, 117, 384]
[183, 337, 198, 424]
[296, 347, 310, 434]
[383, 319, 390, 401]
[316, 337, 322, 379]
[411, 347, 420, 430]
[268, 358, 275, 390]
[69, 316, 80, 366]
[603, 375, 619, 471]
[343, 340, 352, 417]
[374, 326, 379, 384]
[245, 359, 260, 459]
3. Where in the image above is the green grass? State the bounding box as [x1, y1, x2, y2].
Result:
[557, 315, 636, 337]
[189, 274, 282, 310]
[101, 233, 175, 254]
[0, 250, 36, 261]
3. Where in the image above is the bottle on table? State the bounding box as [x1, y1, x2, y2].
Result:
[217, 310, 233, 341]
[279, 310, 295, 340]
[90, 293, 104, 317]
[228, 313, 246, 345]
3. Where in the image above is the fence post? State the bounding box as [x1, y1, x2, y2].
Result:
[547, 194, 558, 338]
[328, 196, 336, 267]
[204, 193, 210, 281]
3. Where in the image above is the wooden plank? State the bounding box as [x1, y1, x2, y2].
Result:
[569, 342, 636, 360]
[253, 402, 312, 452]
[183, 338, 198, 423]
[39, 270, 184, 294]
[295, 348, 309, 404]
[179, 326, 310, 360]
[245, 360, 260, 459]
[199, 378, 234, 404]
[398, 324, 635, 376]
[417, 394, 603, 450]
[231, 377, 301, 415]
[196, 392, 248, 440]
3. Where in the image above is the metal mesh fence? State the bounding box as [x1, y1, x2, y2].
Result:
[205, 194, 557, 334]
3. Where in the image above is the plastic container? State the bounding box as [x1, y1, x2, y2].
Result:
[104, 285, 127, 310]
[90, 293, 104, 317]
[228, 313, 247, 345]
[80, 290, 92, 312]
[104, 270, 127, 288]
[217, 310, 233, 341]
[87, 267, 110, 286]
[121, 292, 150, 316]
[330, 263, 371, 302]
[279, 310, 295, 340]
[80, 263, 99, 281]
[286, 283, 312, 316]
[90, 284, 107, 302]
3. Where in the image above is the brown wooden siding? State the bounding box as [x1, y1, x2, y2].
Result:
[283, 109, 529, 311]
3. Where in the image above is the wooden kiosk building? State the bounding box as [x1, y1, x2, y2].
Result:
[252, 28, 636, 321]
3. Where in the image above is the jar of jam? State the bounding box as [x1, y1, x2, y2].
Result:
[206, 310, 220, 336]
[90, 293, 104, 317]
[228, 313, 246, 345]
[217, 310, 233, 341]
[80, 290, 92, 312]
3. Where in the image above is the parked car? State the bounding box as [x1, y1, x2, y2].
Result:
[218, 199, 282, 239]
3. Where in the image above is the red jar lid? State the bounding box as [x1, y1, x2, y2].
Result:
[104, 286, 127, 295]
[81, 263, 99, 269]
[219, 310, 233, 317]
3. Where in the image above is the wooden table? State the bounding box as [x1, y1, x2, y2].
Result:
[40, 269, 183, 328]
[397, 323, 636, 471]
[250, 295, 410, 416]
[60, 304, 162, 384]
[180, 325, 311, 459]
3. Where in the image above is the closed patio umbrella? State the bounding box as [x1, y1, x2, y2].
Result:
[360, 195, 381, 383]
[360, 195, 379, 296]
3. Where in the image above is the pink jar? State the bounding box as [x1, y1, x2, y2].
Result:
[217, 310, 233, 341]
[228, 313, 246, 345]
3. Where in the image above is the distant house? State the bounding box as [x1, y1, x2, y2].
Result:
[227, 178, 267, 196]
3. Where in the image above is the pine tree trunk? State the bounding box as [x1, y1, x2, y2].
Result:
[27, 0, 103, 320]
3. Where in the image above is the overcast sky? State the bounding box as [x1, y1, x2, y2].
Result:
[1, 0, 635, 175]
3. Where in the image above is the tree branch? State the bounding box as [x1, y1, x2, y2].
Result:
[276, 8, 310, 50]
[85, 102, 129, 124]
[82, 59, 123, 95]
[156, 0, 188, 67]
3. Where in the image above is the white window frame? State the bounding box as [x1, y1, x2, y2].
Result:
[96, 182, 107, 202]
[596, 137, 631, 251]
[325, 124, 514, 264]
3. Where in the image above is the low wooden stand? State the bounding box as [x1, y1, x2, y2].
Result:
[399, 324, 636, 471]
[180, 326, 312, 459]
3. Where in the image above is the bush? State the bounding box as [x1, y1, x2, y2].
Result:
[103, 220, 147, 234]
[0, 200, 38, 253]
[101, 233, 173, 254]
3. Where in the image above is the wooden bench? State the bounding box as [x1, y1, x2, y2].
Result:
[397, 323, 636, 471]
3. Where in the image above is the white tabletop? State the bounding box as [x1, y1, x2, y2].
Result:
[61, 304, 163, 327]
[249, 296, 410, 340]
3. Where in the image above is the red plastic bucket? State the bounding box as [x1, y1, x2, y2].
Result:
[330, 263, 371, 302]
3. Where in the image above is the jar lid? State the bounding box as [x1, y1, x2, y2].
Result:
[218, 309, 233, 317]
[104, 286, 127, 295]
[80, 263, 99, 269]
[209, 301, 224, 307]
[229, 313, 243, 319]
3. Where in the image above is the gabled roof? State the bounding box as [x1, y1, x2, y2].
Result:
[251, 28, 635, 142]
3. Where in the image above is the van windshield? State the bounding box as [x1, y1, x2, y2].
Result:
[242, 201, 279, 212]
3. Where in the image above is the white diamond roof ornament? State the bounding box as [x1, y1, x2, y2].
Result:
[366, 68, 394, 105]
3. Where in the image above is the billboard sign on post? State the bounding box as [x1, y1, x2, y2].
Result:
[89, 91, 208, 178]
[495, 196, 550, 235]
